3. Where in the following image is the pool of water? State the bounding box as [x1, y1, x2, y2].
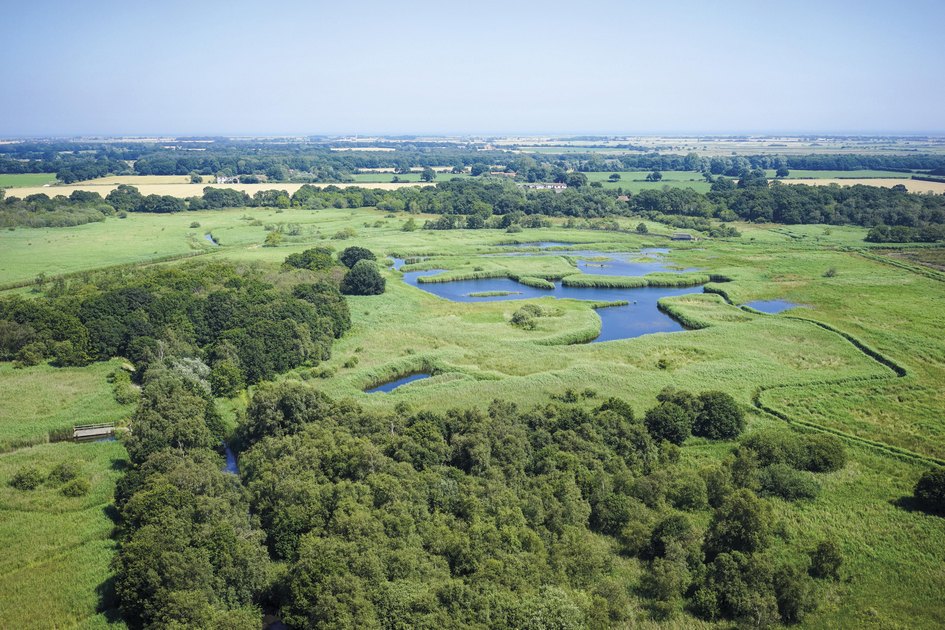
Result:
[366, 372, 432, 393]
[223, 443, 238, 474]
[395, 248, 708, 342]
[743, 300, 798, 314]
[204, 234, 218, 246]
[497, 241, 577, 248]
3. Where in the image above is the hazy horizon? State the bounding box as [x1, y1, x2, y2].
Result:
[3, 0, 943, 136]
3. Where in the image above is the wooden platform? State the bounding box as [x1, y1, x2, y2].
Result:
[73, 423, 116, 442]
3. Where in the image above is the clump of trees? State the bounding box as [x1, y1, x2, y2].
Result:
[0, 261, 351, 386]
[175, 385, 844, 627]
[340, 259, 385, 295]
[643, 388, 746, 445]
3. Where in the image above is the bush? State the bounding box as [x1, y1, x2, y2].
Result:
[48, 460, 81, 485]
[644, 402, 692, 445]
[705, 489, 773, 557]
[759, 463, 821, 501]
[61, 477, 91, 497]
[338, 246, 376, 269]
[693, 391, 745, 440]
[341, 260, 386, 295]
[189, 221, 201, 228]
[799, 434, 847, 472]
[809, 540, 843, 580]
[14, 342, 44, 368]
[10, 466, 44, 490]
[773, 564, 816, 624]
[914, 467, 945, 514]
[210, 360, 245, 398]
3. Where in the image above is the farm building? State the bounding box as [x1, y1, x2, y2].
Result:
[522, 182, 568, 192]
[671, 232, 695, 241]
[215, 175, 241, 184]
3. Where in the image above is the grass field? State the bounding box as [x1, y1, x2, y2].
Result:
[0, 360, 129, 628]
[0, 173, 57, 188]
[2, 207, 945, 627]
[765, 169, 918, 179]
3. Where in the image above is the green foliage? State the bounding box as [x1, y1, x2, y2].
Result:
[210, 360, 245, 398]
[759, 463, 821, 501]
[704, 489, 773, 558]
[47, 460, 80, 485]
[914, 467, 945, 515]
[809, 540, 843, 580]
[740, 430, 847, 473]
[10, 465, 44, 490]
[60, 477, 91, 497]
[693, 390, 745, 440]
[338, 246, 376, 269]
[341, 259, 386, 296]
[644, 402, 692, 445]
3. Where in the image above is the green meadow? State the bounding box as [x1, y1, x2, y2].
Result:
[1, 205, 944, 627]
[0, 173, 57, 188]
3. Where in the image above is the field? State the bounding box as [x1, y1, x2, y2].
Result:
[2, 207, 944, 627]
[0, 173, 56, 188]
[0, 359, 131, 628]
[764, 169, 919, 179]
[780, 178, 945, 194]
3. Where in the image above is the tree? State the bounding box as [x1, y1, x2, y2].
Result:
[338, 246, 376, 269]
[914, 467, 945, 514]
[190, 173, 203, 183]
[402, 217, 417, 231]
[809, 540, 842, 580]
[635, 222, 648, 234]
[420, 167, 436, 182]
[341, 260, 386, 295]
[646, 171, 663, 182]
[775, 166, 790, 178]
[608, 173, 621, 182]
[693, 391, 745, 440]
[704, 489, 773, 558]
[644, 402, 692, 445]
[773, 565, 816, 624]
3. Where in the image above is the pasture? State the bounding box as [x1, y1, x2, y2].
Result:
[0, 173, 56, 188]
[0, 361, 130, 628]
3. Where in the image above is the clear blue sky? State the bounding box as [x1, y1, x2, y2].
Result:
[2, 0, 943, 136]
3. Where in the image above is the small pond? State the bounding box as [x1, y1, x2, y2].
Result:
[742, 300, 798, 314]
[394, 248, 708, 342]
[366, 372, 432, 393]
[204, 234, 218, 246]
[223, 443, 238, 474]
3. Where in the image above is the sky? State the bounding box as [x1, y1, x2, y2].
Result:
[1, 0, 944, 136]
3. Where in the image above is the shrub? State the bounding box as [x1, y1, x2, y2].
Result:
[189, 221, 201, 228]
[61, 477, 91, 497]
[693, 391, 745, 440]
[210, 360, 245, 398]
[510, 309, 536, 329]
[773, 564, 816, 624]
[263, 231, 283, 247]
[48, 460, 81, 485]
[799, 434, 847, 472]
[14, 342, 44, 368]
[340, 260, 386, 295]
[644, 402, 692, 445]
[704, 489, 773, 558]
[914, 467, 945, 514]
[338, 246, 376, 269]
[759, 463, 821, 501]
[10, 466, 44, 490]
[809, 540, 843, 580]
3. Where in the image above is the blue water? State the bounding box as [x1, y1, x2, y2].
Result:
[223, 444, 238, 474]
[204, 234, 218, 246]
[395, 248, 707, 342]
[497, 241, 576, 248]
[366, 372, 432, 393]
[743, 300, 798, 314]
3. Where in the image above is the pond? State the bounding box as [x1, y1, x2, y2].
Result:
[742, 300, 798, 314]
[223, 443, 238, 474]
[365, 372, 432, 393]
[395, 249, 707, 342]
[204, 233, 218, 246]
